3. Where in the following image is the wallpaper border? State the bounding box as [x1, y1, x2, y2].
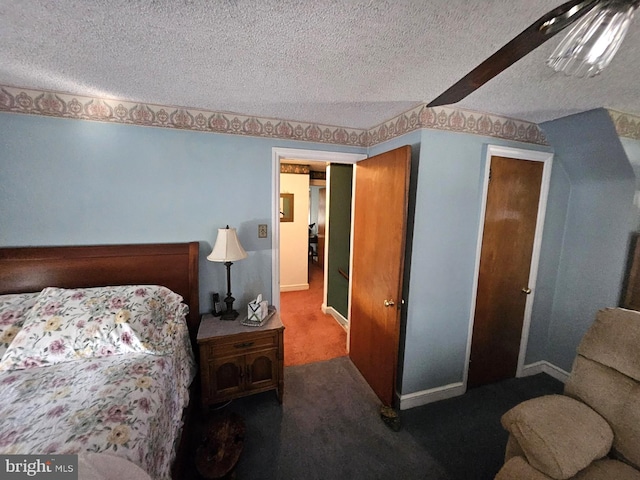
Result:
[0, 86, 367, 147]
[0, 84, 550, 147]
[609, 110, 640, 141]
[367, 104, 548, 146]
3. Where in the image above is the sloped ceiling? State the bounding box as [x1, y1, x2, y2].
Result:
[1, 0, 639, 130]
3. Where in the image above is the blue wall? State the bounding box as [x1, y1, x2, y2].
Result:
[370, 129, 553, 394]
[0, 112, 365, 313]
[525, 160, 570, 364]
[621, 137, 640, 229]
[309, 186, 320, 234]
[3, 108, 636, 402]
[536, 109, 636, 371]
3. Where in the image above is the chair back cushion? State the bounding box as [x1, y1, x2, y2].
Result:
[577, 308, 640, 381]
[564, 308, 640, 470]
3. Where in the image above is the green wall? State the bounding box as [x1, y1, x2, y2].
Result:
[326, 164, 353, 319]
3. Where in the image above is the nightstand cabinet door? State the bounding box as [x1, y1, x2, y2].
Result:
[245, 350, 278, 391]
[197, 313, 285, 407]
[210, 355, 244, 399]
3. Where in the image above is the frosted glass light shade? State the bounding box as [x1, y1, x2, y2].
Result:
[546, 0, 638, 77]
[207, 226, 248, 262]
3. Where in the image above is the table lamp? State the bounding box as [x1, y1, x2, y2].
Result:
[207, 225, 248, 320]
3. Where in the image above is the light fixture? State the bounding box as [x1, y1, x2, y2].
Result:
[207, 225, 248, 320]
[546, 0, 639, 77]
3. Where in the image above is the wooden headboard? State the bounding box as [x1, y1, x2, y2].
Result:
[0, 242, 200, 345]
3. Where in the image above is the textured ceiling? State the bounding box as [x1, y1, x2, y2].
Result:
[1, 0, 639, 130]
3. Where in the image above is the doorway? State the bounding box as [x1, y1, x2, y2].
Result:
[273, 146, 412, 407]
[271, 148, 366, 307]
[272, 148, 366, 366]
[466, 145, 553, 388]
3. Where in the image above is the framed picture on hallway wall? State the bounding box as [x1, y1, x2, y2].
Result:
[280, 193, 294, 222]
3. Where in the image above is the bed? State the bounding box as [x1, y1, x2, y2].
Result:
[0, 242, 200, 480]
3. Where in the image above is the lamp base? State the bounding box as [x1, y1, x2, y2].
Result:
[220, 293, 239, 321]
[221, 309, 239, 321]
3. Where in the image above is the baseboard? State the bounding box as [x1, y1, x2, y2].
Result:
[399, 362, 568, 411]
[520, 361, 570, 383]
[399, 382, 465, 411]
[280, 283, 309, 292]
[323, 305, 348, 328]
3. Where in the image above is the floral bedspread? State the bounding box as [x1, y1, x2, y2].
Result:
[0, 351, 194, 480]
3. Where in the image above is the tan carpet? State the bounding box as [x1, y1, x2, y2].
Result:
[280, 263, 348, 366]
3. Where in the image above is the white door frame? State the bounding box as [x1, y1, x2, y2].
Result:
[463, 145, 553, 389]
[271, 147, 366, 310]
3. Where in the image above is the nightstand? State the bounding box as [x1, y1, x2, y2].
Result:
[197, 312, 284, 407]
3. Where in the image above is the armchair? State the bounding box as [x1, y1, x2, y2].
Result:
[495, 308, 640, 480]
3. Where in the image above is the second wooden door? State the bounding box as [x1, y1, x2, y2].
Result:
[468, 155, 544, 388]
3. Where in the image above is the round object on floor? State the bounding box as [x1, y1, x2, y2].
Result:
[196, 413, 246, 479]
[380, 405, 402, 432]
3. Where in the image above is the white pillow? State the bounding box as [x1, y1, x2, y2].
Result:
[0, 292, 40, 359]
[0, 285, 188, 371]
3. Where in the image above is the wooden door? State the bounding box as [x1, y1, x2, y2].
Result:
[350, 146, 410, 406]
[317, 187, 326, 268]
[468, 156, 544, 388]
[621, 232, 640, 311]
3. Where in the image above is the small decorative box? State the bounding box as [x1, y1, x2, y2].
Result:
[242, 304, 276, 327]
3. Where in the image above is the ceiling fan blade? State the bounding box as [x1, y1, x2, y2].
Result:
[427, 0, 601, 107]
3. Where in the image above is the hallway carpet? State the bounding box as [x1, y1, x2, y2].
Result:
[280, 263, 348, 366]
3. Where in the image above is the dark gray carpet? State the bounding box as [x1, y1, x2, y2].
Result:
[204, 357, 562, 480]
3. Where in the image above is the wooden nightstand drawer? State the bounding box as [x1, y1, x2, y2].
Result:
[205, 330, 277, 357]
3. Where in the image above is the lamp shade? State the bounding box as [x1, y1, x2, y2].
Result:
[546, 0, 638, 77]
[207, 226, 248, 262]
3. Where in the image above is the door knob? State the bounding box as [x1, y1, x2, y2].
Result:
[384, 299, 395, 307]
[521, 287, 532, 294]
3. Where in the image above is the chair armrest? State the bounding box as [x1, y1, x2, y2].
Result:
[501, 395, 613, 479]
[495, 456, 554, 480]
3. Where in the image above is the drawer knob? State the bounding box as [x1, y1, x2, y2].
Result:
[234, 341, 255, 348]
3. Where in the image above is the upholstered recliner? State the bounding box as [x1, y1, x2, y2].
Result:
[495, 308, 640, 480]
